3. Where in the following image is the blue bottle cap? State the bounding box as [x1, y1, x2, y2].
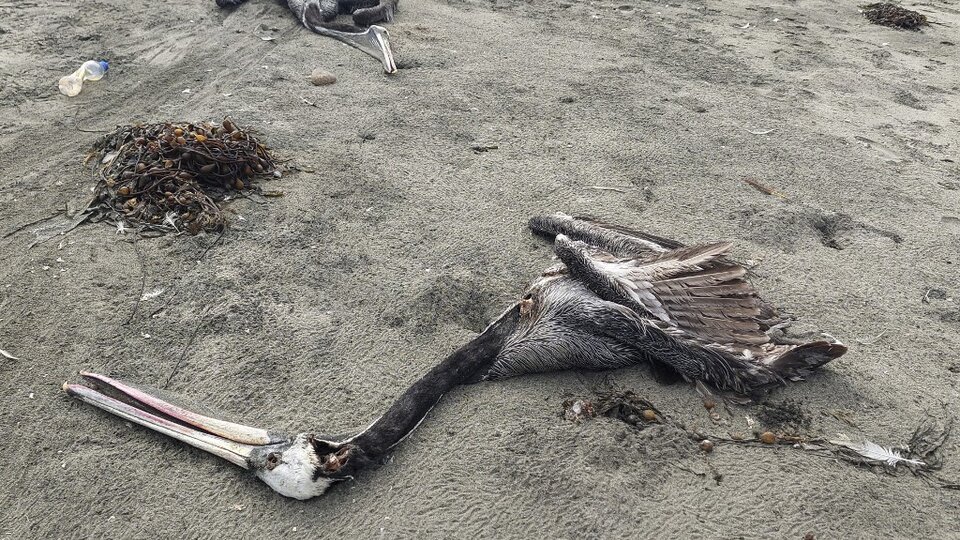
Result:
[98, 60, 109, 72]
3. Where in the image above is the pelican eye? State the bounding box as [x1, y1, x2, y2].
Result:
[266, 452, 280, 470]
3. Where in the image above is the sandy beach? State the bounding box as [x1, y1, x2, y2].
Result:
[1, 0, 959, 537]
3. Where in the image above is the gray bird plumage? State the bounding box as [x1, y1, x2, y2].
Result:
[484, 214, 847, 394]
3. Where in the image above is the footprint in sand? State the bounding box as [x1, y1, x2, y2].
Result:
[942, 216, 960, 232]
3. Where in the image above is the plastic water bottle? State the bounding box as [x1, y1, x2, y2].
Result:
[58, 60, 109, 97]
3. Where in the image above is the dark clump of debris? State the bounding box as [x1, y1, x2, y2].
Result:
[562, 390, 664, 427]
[861, 3, 928, 30]
[755, 399, 811, 432]
[85, 118, 278, 235]
[595, 390, 664, 426]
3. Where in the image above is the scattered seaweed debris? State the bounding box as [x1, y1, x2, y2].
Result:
[562, 391, 664, 427]
[861, 3, 928, 30]
[84, 119, 279, 235]
[595, 390, 664, 427]
[905, 417, 953, 471]
[561, 388, 957, 489]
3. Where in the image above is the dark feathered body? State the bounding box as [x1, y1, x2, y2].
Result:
[486, 214, 847, 394]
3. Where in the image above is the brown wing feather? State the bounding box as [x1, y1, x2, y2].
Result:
[589, 242, 772, 346]
[544, 216, 790, 346]
[650, 267, 769, 345]
[561, 216, 787, 332]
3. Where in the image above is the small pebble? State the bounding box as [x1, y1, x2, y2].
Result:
[641, 409, 657, 422]
[699, 439, 714, 453]
[626, 414, 640, 425]
[759, 431, 777, 444]
[310, 69, 337, 86]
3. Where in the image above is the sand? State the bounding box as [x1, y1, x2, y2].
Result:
[1, 0, 959, 537]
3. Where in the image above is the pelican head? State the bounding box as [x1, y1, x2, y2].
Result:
[63, 372, 352, 499]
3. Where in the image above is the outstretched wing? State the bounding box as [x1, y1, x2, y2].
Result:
[552, 234, 772, 347]
[524, 214, 846, 390]
[531, 213, 787, 323]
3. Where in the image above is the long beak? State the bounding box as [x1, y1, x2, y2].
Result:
[308, 24, 397, 74]
[63, 372, 287, 468]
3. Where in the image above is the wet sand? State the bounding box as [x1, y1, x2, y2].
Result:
[1, 0, 958, 537]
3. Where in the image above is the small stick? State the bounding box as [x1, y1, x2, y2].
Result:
[73, 107, 110, 133]
[2, 210, 62, 238]
[743, 177, 788, 199]
[199, 229, 226, 260]
[587, 185, 628, 193]
[164, 308, 208, 388]
[123, 239, 146, 326]
[855, 332, 886, 346]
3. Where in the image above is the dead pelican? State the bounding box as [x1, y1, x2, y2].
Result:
[64, 214, 845, 499]
[217, 0, 398, 73]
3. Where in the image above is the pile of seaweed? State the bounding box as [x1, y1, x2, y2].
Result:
[85, 118, 278, 235]
[861, 3, 928, 30]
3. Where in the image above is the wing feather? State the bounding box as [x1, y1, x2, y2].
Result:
[553, 233, 772, 346]
[526, 215, 845, 391]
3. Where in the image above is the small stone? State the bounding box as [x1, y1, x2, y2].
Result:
[699, 439, 714, 453]
[759, 431, 777, 444]
[641, 409, 657, 422]
[310, 69, 337, 86]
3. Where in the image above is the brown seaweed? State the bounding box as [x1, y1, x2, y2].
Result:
[85, 118, 279, 235]
[862, 3, 928, 30]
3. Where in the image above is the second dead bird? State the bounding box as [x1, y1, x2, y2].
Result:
[216, 0, 399, 73]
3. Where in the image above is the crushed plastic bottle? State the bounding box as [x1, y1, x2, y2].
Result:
[58, 60, 109, 97]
